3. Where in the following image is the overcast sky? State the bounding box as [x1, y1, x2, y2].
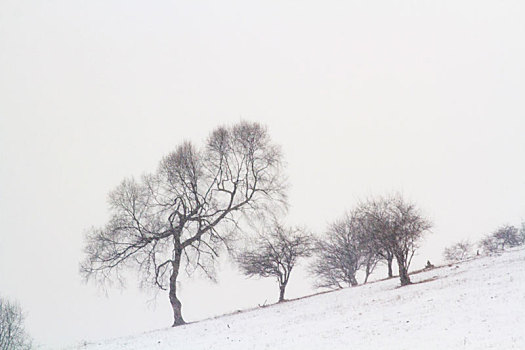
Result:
[1, 0, 524, 348]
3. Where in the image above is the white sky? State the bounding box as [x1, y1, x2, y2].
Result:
[1, 0, 524, 348]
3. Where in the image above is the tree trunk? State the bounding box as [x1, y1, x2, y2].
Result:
[169, 250, 185, 326]
[349, 275, 358, 286]
[387, 255, 393, 278]
[278, 284, 286, 302]
[364, 269, 371, 284]
[364, 257, 376, 284]
[395, 253, 411, 286]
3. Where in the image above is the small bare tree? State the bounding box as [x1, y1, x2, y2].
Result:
[443, 240, 473, 262]
[479, 225, 521, 255]
[310, 213, 380, 289]
[493, 225, 521, 249]
[479, 234, 500, 255]
[353, 194, 432, 286]
[81, 121, 287, 326]
[236, 223, 312, 302]
[0, 297, 32, 350]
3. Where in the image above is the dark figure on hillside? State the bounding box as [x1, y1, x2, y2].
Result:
[425, 260, 434, 269]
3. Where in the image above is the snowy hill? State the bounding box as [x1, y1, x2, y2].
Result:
[76, 248, 525, 350]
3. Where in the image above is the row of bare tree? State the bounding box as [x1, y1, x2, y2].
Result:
[312, 195, 431, 288]
[444, 223, 525, 262]
[236, 194, 432, 303]
[80, 121, 431, 327]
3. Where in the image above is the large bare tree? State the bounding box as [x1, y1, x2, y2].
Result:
[0, 297, 32, 350]
[236, 223, 312, 302]
[353, 194, 432, 286]
[80, 121, 286, 326]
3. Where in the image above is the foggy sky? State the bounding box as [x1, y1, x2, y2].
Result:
[1, 1, 524, 348]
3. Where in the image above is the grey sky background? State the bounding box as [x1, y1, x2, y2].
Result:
[1, 1, 524, 348]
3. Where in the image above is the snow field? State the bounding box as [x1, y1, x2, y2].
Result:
[78, 248, 525, 350]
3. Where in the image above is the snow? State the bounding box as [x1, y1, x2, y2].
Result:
[71, 248, 525, 349]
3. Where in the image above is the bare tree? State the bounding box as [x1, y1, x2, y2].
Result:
[80, 121, 287, 326]
[353, 194, 432, 286]
[236, 223, 312, 302]
[493, 225, 521, 249]
[479, 234, 500, 255]
[443, 240, 473, 262]
[0, 297, 32, 350]
[479, 225, 521, 255]
[310, 213, 380, 289]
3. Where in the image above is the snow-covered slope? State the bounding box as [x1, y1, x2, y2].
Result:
[77, 248, 525, 349]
